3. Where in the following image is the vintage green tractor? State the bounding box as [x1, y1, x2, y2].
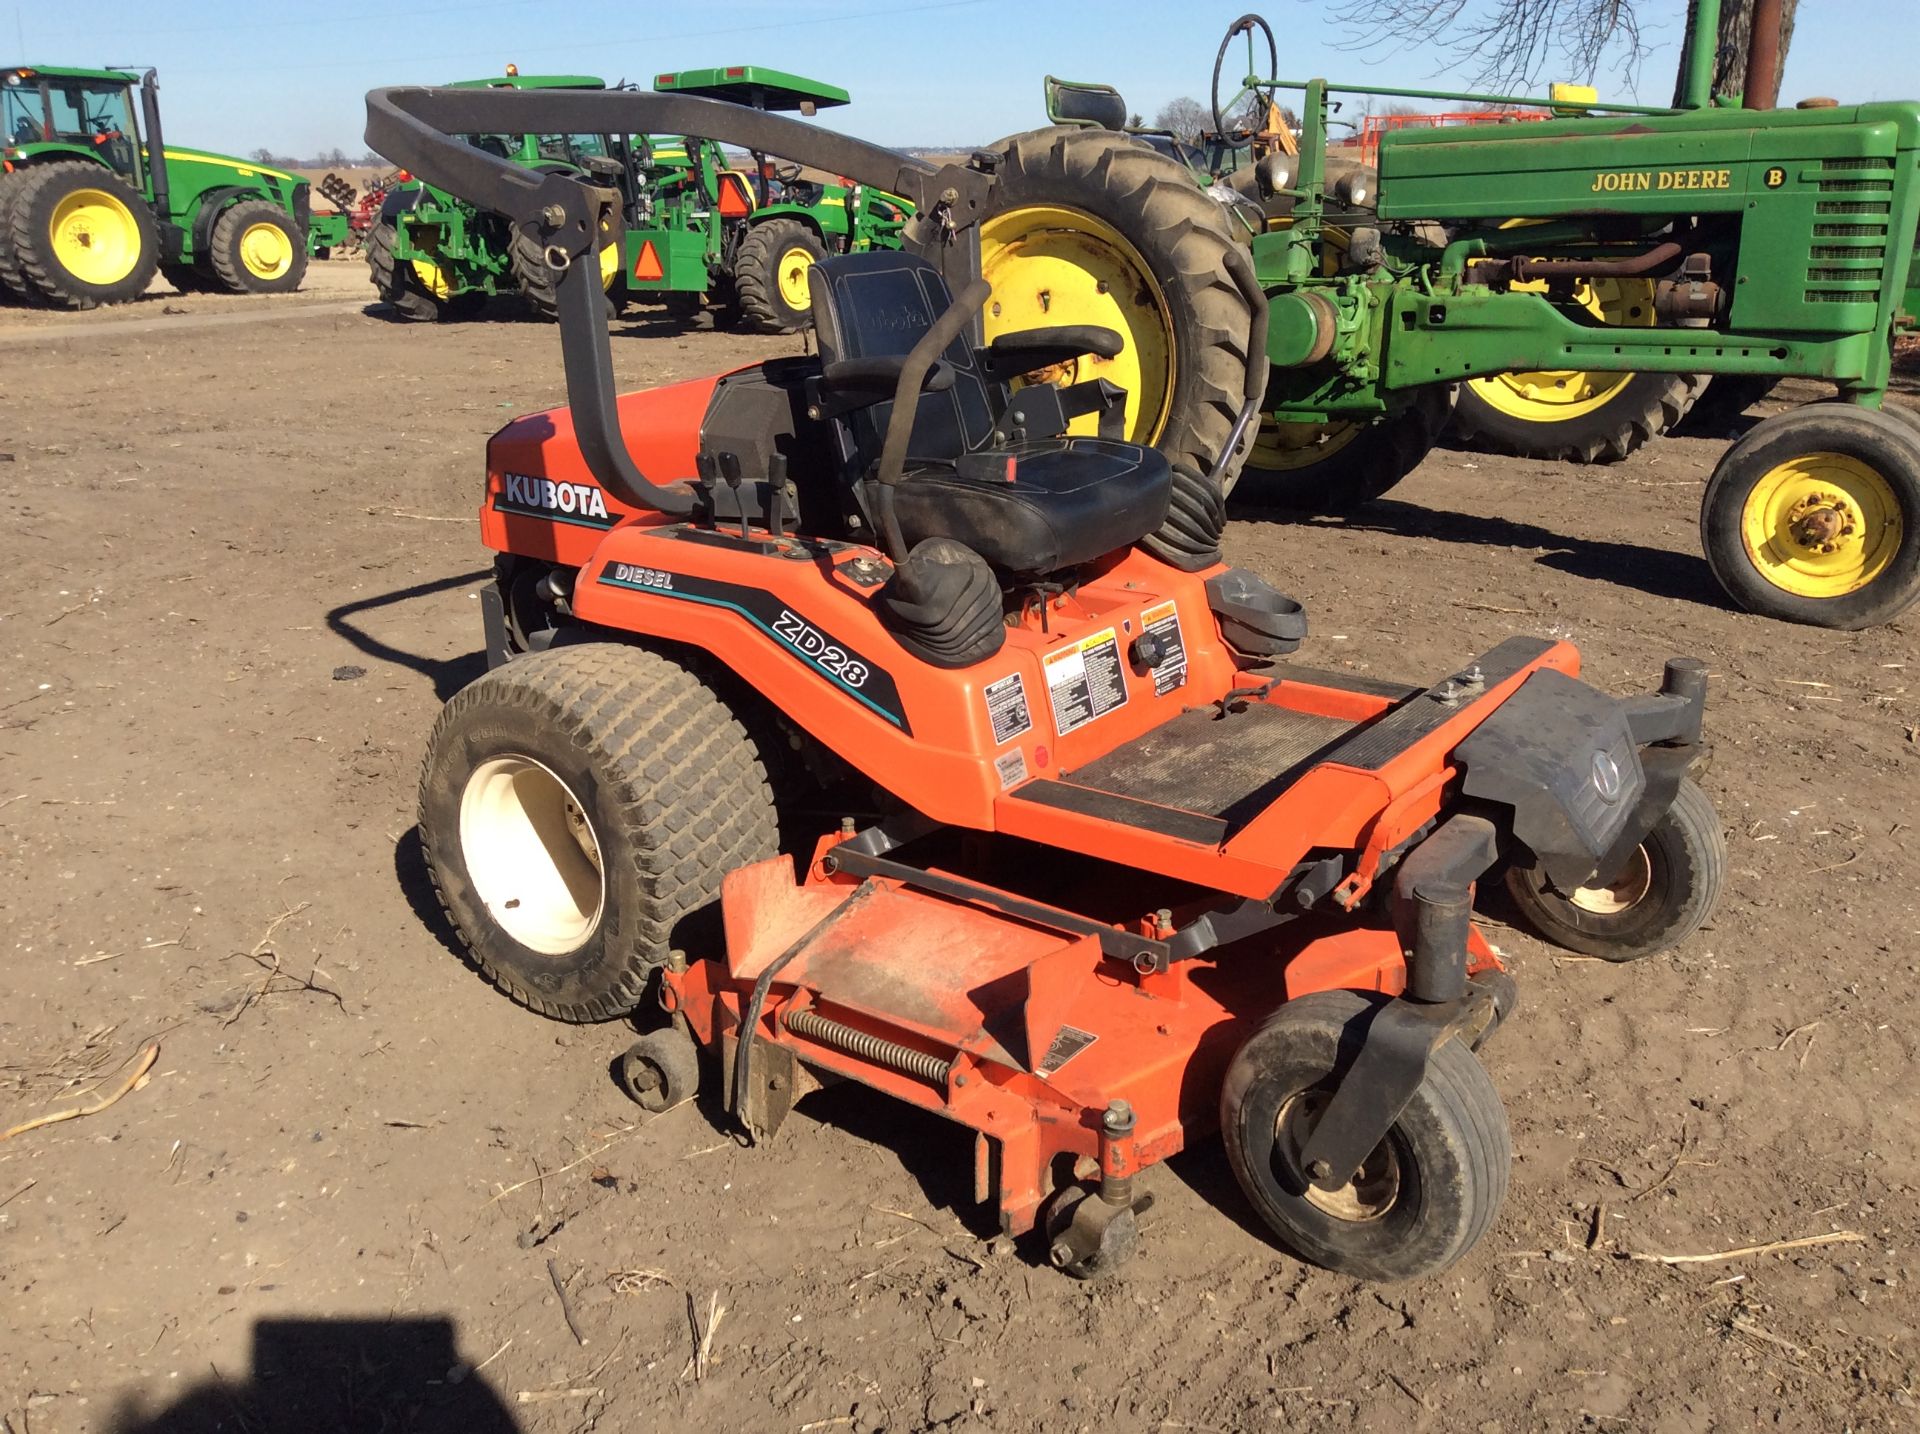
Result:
[623, 66, 908, 332]
[1033, 6, 1920, 629]
[367, 69, 629, 321]
[0, 64, 317, 306]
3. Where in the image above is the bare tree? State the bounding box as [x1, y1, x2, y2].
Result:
[1324, 0, 1797, 102]
[1153, 96, 1211, 145]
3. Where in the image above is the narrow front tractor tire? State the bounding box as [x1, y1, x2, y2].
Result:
[209, 199, 308, 294]
[8, 160, 158, 308]
[418, 644, 779, 1022]
[366, 220, 442, 322]
[1221, 990, 1510, 1282]
[959, 127, 1258, 493]
[1236, 386, 1453, 513]
[734, 218, 827, 333]
[1700, 403, 1920, 628]
[1505, 776, 1724, 962]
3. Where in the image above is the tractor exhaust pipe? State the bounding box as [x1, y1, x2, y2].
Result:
[139, 70, 174, 257]
[1744, 0, 1785, 111]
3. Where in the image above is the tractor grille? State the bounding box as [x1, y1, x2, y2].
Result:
[1805, 159, 1894, 305]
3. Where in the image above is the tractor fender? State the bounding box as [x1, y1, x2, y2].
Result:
[749, 204, 841, 243]
[187, 185, 269, 255]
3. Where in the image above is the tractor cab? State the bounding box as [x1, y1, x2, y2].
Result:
[3, 65, 144, 184]
[651, 66, 850, 205]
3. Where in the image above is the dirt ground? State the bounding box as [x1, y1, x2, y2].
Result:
[0, 277, 1915, 1434]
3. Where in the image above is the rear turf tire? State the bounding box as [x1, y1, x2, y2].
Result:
[366, 219, 441, 322]
[734, 218, 827, 334]
[419, 644, 780, 1023]
[956, 126, 1258, 494]
[1453, 370, 1703, 463]
[1505, 776, 1724, 962]
[1220, 990, 1510, 1282]
[209, 199, 308, 294]
[9, 161, 158, 309]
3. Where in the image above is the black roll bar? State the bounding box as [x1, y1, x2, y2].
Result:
[364, 86, 1003, 515]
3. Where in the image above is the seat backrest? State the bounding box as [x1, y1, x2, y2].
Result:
[807, 250, 998, 469]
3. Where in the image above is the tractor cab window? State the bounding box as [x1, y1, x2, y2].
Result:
[533, 132, 609, 167]
[43, 80, 139, 178]
[3, 78, 46, 144]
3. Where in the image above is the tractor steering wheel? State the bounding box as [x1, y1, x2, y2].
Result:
[1211, 14, 1279, 142]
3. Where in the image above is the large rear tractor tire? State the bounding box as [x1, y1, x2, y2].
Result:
[8, 161, 158, 309]
[1700, 402, 1920, 628]
[366, 219, 443, 322]
[1236, 386, 1453, 513]
[735, 218, 828, 334]
[0, 168, 33, 300]
[209, 198, 308, 295]
[956, 127, 1258, 494]
[1449, 276, 1703, 462]
[418, 644, 780, 1022]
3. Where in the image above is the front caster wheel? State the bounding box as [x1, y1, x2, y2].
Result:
[1220, 990, 1510, 1282]
[615, 1028, 700, 1112]
[1504, 776, 1724, 962]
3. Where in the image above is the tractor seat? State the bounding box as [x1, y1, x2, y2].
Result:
[806, 250, 1171, 574]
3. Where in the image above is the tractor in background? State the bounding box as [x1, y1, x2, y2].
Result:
[367, 69, 630, 321]
[624, 66, 908, 333]
[0, 64, 317, 307]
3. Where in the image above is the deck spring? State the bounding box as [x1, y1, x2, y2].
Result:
[783, 1008, 953, 1085]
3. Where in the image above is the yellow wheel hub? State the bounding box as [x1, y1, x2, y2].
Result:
[1246, 417, 1361, 472]
[1467, 277, 1654, 423]
[410, 254, 453, 299]
[776, 244, 815, 311]
[979, 205, 1172, 444]
[238, 221, 293, 280]
[49, 187, 142, 287]
[1740, 452, 1903, 599]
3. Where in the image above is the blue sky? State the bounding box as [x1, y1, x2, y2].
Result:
[10, 0, 1907, 158]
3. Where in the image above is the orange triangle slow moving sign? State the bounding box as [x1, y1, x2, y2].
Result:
[633, 241, 665, 282]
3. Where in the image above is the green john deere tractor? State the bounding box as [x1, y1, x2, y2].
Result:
[1022, 5, 1920, 628]
[0, 65, 317, 306]
[627, 66, 908, 332]
[367, 70, 631, 321]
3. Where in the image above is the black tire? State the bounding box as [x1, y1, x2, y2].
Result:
[1452, 370, 1703, 463]
[615, 1028, 701, 1112]
[1700, 402, 1920, 628]
[1676, 374, 1780, 436]
[1235, 386, 1452, 513]
[1220, 990, 1510, 1281]
[8, 160, 158, 308]
[507, 227, 617, 323]
[734, 218, 827, 334]
[951, 126, 1258, 494]
[208, 198, 308, 294]
[1505, 776, 1725, 962]
[365, 219, 442, 322]
[0, 169, 32, 301]
[418, 644, 780, 1022]
[159, 262, 222, 295]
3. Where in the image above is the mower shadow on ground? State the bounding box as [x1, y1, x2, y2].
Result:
[1252, 499, 1727, 609]
[326, 569, 492, 701]
[100, 1316, 521, 1434]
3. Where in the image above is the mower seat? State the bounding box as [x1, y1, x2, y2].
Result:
[806, 250, 1171, 575]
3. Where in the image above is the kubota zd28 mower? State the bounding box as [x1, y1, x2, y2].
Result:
[368, 85, 1726, 1280]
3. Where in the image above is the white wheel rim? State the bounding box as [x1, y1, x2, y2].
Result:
[1276, 1090, 1401, 1222]
[458, 755, 605, 955]
[1568, 846, 1652, 915]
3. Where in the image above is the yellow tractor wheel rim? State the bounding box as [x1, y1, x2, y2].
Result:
[599, 231, 620, 291]
[1467, 277, 1654, 423]
[979, 204, 1173, 444]
[1245, 417, 1362, 473]
[49, 187, 142, 287]
[776, 244, 816, 311]
[410, 255, 452, 299]
[238, 221, 294, 280]
[1739, 452, 1903, 599]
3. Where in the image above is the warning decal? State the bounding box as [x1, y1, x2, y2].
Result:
[983, 671, 1033, 744]
[1142, 600, 1189, 696]
[994, 748, 1029, 790]
[1042, 628, 1128, 735]
[1037, 1025, 1098, 1076]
